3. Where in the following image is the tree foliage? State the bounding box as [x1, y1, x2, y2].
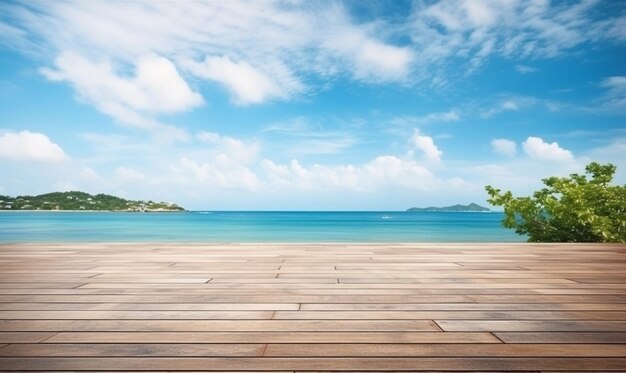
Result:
[485, 162, 626, 243]
[0, 191, 185, 211]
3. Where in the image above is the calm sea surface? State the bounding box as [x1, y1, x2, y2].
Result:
[0, 211, 523, 243]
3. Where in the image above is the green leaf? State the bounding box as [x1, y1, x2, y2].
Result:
[485, 162, 626, 243]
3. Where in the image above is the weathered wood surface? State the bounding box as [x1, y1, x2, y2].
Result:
[0, 242, 624, 372]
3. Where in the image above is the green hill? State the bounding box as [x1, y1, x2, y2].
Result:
[407, 203, 490, 212]
[0, 191, 185, 211]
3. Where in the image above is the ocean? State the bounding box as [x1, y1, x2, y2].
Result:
[0, 211, 523, 243]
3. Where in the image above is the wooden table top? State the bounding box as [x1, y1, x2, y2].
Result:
[0, 242, 625, 371]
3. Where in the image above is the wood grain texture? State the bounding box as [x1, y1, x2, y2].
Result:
[0, 242, 624, 371]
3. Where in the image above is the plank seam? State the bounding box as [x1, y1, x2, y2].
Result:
[37, 332, 60, 343]
[432, 320, 445, 332]
[489, 332, 506, 344]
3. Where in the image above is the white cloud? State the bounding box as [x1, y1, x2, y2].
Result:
[364, 156, 435, 188]
[317, 18, 414, 82]
[183, 56, 302, 105]
[599, 76, 626, 110]
[0, 19, 30, 51]
[196, 131, 260, 164]
[261, 116, 359, 155]
[162, 146, 449, 198]
[491, 138, 517, 157]
[523, 136, 574, 162]
[42, 53, 203, 113]
[213, 136, 259, 165]
[196, 131, 221, 144]
[481, 96, 538, 117]
[5, 0, 622, 109]
[410, 0, 625, 75]
[41, 52, 200, 140]
[6, 1, 414, 106]
[173, 156, 260, 191]
[261, 155, 437, 193]
[353, 40, 413, 81]
[294, 138, 357, 155]
[391, 110, 460, 126]
[425, 110, 460, 123]
[0, 130, 67, 163]
[501, 100, 519, 110]
[603, 13, 626, 42]
[515, 65, 538, 74]
[411, 129, 442, 163]
[114, 166, 145, 182]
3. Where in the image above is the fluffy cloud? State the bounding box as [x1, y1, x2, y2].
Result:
[4, 0, 623, 112]
[7, 1, 413, 104]
[352, 40, 413, 81]
[173, 156, 261, 191]
[411, 130, 442, 163]
[41, 52, 200, 140]
[41, 53, 203, 113]
[196, 131, 260, 164]
[491, 138, 517, 157]
[0, 131, 67, 163]
[261, 155, 436, 192]
[523, 136, 574, 162]
[196, 131, 221, 144]
[183, 56, 303, 105]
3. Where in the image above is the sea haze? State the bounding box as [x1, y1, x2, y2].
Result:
[0, 211, 522, 243]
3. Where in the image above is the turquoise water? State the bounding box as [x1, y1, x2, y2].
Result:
[0, 211, 523, 243]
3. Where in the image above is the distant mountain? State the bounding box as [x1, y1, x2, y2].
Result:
[0, 191, 185, 212]
[407, 203, 490, 212]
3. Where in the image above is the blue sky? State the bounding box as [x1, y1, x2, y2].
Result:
[0, 0, 625, 210]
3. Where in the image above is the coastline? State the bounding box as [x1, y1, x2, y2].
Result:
[0, 209, 185, 213]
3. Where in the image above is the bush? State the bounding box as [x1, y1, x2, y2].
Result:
[485, 162, 626, 243]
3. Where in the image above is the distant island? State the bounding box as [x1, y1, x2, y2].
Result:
[0, 191, 185, 212]
[407, 203, 490, 212]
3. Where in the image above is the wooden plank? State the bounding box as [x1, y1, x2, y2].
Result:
[0, 319, 440, 332]
[300, 302, 626, 311]
[205, 278, 339, 284]
[1, 357, 625, 371]
[0, 343, 265, 357]
[495, 332, 626, 343]
[0, 332, 57, 343]
[264, 343, 626, 357]
[338, 276, 580, 283]
[274, 310, 626, 320]
[436, 320, 626, 332]
[0, 294, 473, 303]
[202, 288, 555, 295]
[0, 302, 301, 311]
[0, 310, 274, 320]
[0, 282, 86, 289]
[45, 332, 500, 344]
[468, 295, 626, 303]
